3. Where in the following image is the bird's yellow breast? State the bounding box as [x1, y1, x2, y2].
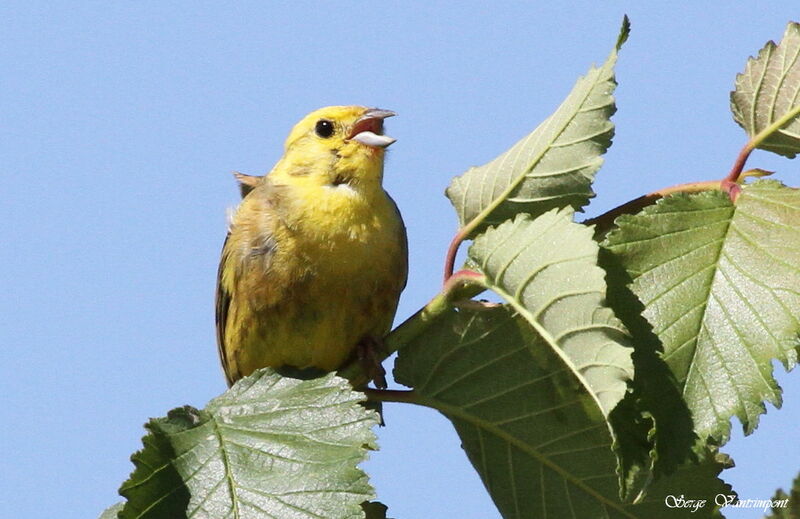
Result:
[283, 180, 403, 276]
[222, 179, 406, 376]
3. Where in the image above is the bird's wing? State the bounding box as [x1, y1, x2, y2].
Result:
[215, 180, 285, 386]
[388, 193, 409, 292]
[215, 232, 237, 386]
[233, 171, 264, 198]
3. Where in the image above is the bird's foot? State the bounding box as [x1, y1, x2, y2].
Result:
[357, 336, 388, 389]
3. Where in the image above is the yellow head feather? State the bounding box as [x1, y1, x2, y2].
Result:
[272, 105, 396, 186]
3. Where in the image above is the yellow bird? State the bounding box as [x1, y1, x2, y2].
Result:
[216, 106, 408, 387]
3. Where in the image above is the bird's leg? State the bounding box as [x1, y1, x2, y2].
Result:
[357, 336, 388, 389]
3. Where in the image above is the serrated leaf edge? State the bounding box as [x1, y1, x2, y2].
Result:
[448, 22, 625, 237]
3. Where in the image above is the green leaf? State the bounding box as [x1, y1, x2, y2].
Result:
[118, 369, 379, 519]
[395, 303, 727, 518]
[603, 180, 800, 443]
[395, 305, 631, 518]
[98, 503, 123, 519]
[600, 246, 698, 480]
[395, 209, 640, 517]
[445, 17, 627, 237]
[731, 22, 800, 158]
[630, 449, 733, 518]
[470, 209, 634, 416]
[765, 471, 800, 518]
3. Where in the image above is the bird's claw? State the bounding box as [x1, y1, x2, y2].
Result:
[357, 337, 388, 389]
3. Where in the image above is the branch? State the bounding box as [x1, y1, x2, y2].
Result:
[584, 180, 724, 234]
[720, 141, 755, 202]
[586, 159, 773, 235]
[443, 227, 470, 282]
[721, 102, 800, 200]
[363, 389, 420, 405]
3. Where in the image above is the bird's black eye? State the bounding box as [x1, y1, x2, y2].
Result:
[315, 119, 335, 138]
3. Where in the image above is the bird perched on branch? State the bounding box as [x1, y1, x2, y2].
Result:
[216, 106, 407, 387]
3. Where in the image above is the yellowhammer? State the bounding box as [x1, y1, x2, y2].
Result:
[216, 106, 407, 387]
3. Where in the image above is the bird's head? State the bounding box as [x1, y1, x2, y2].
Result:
[278, 105, 396, 186]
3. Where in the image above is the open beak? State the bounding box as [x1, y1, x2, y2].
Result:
[348, 108, 396, 148]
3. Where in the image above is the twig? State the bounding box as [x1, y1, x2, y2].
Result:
[584, 180, 724, 234]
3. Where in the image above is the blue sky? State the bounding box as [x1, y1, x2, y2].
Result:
[2, 3, 799, 518]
